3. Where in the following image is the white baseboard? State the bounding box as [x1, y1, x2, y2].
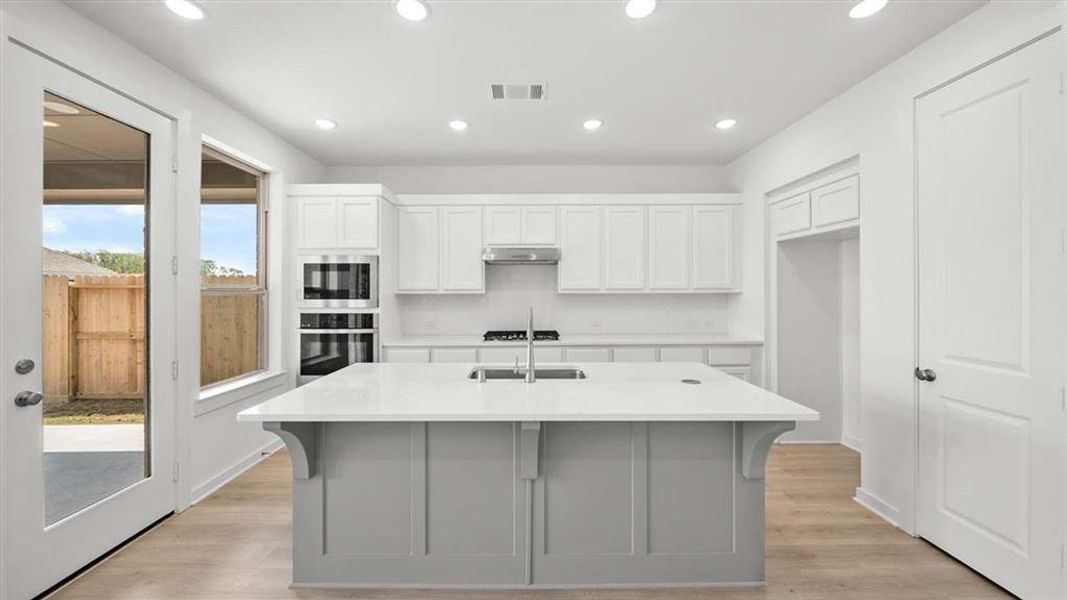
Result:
[840, 434, 862, 453]
[190, 438, 283, 506]
[854, 487, 901, 529]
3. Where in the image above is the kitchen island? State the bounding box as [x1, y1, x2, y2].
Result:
[238, 362, 818, 589]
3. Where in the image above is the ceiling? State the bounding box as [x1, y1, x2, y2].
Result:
[45, 92, 147, 161]
[66, 0, 984, 166]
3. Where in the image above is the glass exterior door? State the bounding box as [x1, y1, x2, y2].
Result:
[2, 44, 177, 600]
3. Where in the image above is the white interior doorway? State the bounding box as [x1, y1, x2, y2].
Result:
[1, 43, 178, 599]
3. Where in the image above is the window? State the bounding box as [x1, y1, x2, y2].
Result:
[200, 146, 267, 387]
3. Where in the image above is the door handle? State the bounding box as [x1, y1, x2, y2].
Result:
[14, 391, 43, 407]
[914, 367, 937, 382]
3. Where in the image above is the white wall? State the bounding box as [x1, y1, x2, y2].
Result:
[0, 2, 325, 510]
[399, 265, 731, 336]
[325, 164, 733, 194]
[727, 0, 1064, 531]
[840, 237, 861, 451]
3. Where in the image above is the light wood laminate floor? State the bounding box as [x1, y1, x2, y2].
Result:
[48, 444, 1010, 600]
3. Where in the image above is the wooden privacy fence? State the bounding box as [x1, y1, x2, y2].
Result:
[43, 274, 260, 400]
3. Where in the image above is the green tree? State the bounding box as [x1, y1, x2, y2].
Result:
[200, 259, 245, 276]
[64, 250, 145, 274]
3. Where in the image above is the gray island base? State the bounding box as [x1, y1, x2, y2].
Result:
[239, 362, 818, 589]
[265, 418, 795, 588]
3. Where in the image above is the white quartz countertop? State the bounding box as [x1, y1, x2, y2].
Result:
[381, 334, 764, 347]
[237, 363, 817, 423]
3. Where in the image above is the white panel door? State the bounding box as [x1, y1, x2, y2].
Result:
[604, 206, 647, 290]
[296, 197, 337, 248]
[439, 207, 484, 291]
[916, 34, 1064, 600]
[648, 206, 690, 290]
[521, 206, 558, 244]
[692, 206, 735, 289]
[397, 207, 439, 291]
[336, 197, 379, 248]
[483, 206, 521, 245]
[558, 206, 602, 291]
[2, 46, 178, 600]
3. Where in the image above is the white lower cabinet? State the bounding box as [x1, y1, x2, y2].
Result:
[563, 347, 611, 362]
[432, 348, 478, 363]
[383, 348, 431, 363]
[659, 347, 705, 362]
[717, 366, 751, 382]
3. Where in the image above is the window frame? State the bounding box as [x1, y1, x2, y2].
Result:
[199, 144, 269, 390]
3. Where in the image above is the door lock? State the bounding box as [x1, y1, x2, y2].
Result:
[14, 359, 34, 375]
[914, 367, 937, 382]
[14, 391, 43, 407]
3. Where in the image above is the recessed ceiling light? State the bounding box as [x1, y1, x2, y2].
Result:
[583, 119, 603, 131]
[163, 0, 205, 20]
[43, 101, 79, 115]
[314, 118, 337, 130]
[715, 118, 737, 130]
[449, 119, 469, 132]
[849, 0, 887, 19]
[396, 0, 429, 21]
[43, 120, 60, 128]
[625, 0, 656, 19]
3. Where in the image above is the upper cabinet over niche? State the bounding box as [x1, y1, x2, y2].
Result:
[772, 174, 859, 241]
[291, 184, 392, 250]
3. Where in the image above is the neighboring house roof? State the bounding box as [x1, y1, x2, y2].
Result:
[43, 248, 118, 277]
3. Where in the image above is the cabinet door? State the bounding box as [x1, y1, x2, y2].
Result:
[479, 347, 563, 364]
[659, 347, 705, 362]
[440, 207, 484, 292]
[811, 176, 859, 228]
[558, 206, 602, 291]
[773, 193, 811, 238]
[336, 197, 379, 248]
[483, 206, 521, 245]
[692, 205, 735, 289]
[383, 348, 431, 363]
[397, 207, 439, 291]
[648, 206, 691, 290]
[296, 197, 337, 248]
[604, 206, 647, 290]
[521, 206, 558, 244]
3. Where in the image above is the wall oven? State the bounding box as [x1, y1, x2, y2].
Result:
[298, 311, 378, 385]
[298, 255, 378, 309]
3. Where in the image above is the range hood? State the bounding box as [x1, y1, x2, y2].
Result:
[481, 246, 560, 265]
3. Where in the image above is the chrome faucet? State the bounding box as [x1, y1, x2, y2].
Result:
[525, 306, 536, 383]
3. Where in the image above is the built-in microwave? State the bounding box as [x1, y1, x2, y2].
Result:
[298, 255, 378, 309]
[298, 311, 378, 385]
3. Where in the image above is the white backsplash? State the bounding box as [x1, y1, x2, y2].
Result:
[397, 265, 732, 336]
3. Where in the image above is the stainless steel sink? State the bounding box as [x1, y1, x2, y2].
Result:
[468, 367, 587, 382]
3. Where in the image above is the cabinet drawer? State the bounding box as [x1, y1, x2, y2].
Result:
[432, 348, 478, 363]
[774, 193, 811, 238]
[705, 347, 752, 365]
[384, 348, 431, 363]
[563, 347, 611, 362]
[479, 347, 564, 363]
[658, 347, 705, 362]
[612, 347, 657, 362]
[812, 176, 859, 228]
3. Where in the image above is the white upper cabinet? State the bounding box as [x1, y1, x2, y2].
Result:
[648, 206, 691, 290]
[296, 197, 339, 248]
[484, 205, 558, 245]
[397, 207, 439, 291]
[336, 197, 379, 248]
[692, 205, 735, 289]
[604, 206, 647, 290]
[521, 206, 558, 244]
[773, 193, 812, 238]
[558, 206, 602, 291]
[483, 206, 521, 245]
[811, 175, 859, 229]
[439, 207, 484, 291]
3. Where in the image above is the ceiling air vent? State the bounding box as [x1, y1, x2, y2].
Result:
[489, 82, 546, 101]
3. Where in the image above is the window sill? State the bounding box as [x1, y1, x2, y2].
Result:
[196, 370, 289, 417]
